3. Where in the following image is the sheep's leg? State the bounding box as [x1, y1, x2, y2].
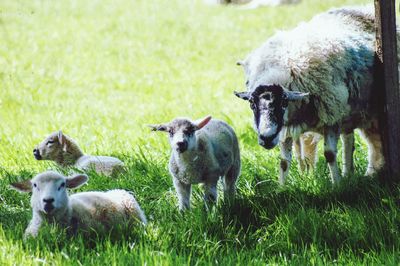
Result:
[24, 213, 43, 239]
[341, 132, 355, 176]
[203, 180, 218, 206]
[359, 121, 384, 176]
[324, 127, 341, 184]
[173, 177, 191, 210]
[279, 137, 293, 185]
[223, 164, 239, 202]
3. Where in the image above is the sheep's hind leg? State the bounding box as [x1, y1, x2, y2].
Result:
[173, 177, 191, 211]
[324, 127, 341, 184]
[341, 132, 355, 176]
[279, 138, 293, 185]
[359, 121, 384, 176]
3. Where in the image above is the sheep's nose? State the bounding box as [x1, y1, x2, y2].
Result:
[176, 141, 188, 153]
[43, 198, 54, 204]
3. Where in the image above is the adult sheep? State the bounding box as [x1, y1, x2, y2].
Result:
[234, 5, 390, 184]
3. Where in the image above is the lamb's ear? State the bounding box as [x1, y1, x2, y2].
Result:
[234, 91, 250, 101]
[236, 60, 244, 66]
[10, 180, 32, 193]
[147, 124, 169, 132]
[285, 90, 310, 101]
[66, 174, 88, 189]
[196, 116, 212, 130]
[58, 130, 64, 145]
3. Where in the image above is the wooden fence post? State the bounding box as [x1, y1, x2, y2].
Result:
[374, 0, 400, 181]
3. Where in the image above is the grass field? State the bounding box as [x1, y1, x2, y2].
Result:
[1, 0, 400, 265]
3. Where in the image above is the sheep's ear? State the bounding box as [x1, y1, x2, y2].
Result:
[234, 91, 250, 101]
[285, 90, 309, 101]
[10, 180, 32, 193]
[66, 174, 88, 189]
[148, 124, 169, 132]
[196, 116, 212, 130]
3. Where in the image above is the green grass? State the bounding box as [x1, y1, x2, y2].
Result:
[1, 0, 399, 265]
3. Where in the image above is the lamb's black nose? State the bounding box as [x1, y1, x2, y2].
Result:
[176, 141, 188, 153]
[43, 198, 54, 204]
[33, 149, 42, 160]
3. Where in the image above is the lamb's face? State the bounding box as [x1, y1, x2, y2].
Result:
[30, 172, 69, 215]
[167, 119, 198, 153]
[10, 171, 88, 216]
[33, 132, 63, 161]
[150, 116, 212, 154]
[234, 85, 308, 149]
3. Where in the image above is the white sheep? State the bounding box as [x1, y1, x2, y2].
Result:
[235, 5, 385, 184]
[10, 171, 146, 239]
[33, 131, 124, 177]
[150, 116, 241, 210]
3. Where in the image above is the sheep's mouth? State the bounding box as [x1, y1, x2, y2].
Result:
[33, 150, 42, 160]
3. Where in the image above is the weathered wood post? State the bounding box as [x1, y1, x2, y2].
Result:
[374, 0, 400, 181]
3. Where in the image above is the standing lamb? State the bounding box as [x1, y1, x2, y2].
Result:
[33, 131, 124, 177]
[234, 5, 387, 184]
[150, 116, 240, 210]
[10, 171, 146, 239]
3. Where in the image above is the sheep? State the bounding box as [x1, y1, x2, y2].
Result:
[10, 171, 146, 239]
[33, 131, 124, 177]
[149, 116, 240, 210]
[234, 5, 385, 184]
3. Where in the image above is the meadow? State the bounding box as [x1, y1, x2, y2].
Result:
[1, 0, 400, 264]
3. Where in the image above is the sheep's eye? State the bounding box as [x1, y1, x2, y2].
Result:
[33, 183, 37, 188]
[184, 130, 194, 136]
[249, 101, 256, 110]
[245, 80, 249, 86]
[58, 182, 65, 191]
[264, 94, 271, 101]
[169, 130, 174, 137]
[46, 140, 54, 145]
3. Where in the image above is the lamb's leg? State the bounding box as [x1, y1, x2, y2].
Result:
[301, 133, 320, 171]
[24, 213, 43, 239]
[293, 138, 306, 172]
[324, 127, 341, 184]
[173, 177, 191, 210]
[341, 132, 355, 176]
[223, 163, 239, 202]
[359, 121, 384, 176]
[203, 180, 218, 206]
[279, 137, 293, 185]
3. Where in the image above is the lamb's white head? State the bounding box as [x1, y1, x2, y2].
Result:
[10, 171, 88, 216]
[33, 130, 68, 161]
[149, 116, 212, 154]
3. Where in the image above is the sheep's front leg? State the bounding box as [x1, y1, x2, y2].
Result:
[324, 127, 340, 184]
[279, 138, 293, 185]
[341, 132, 354, 176]
[173, 177, 191, 211]
[24, 213, 43, 239]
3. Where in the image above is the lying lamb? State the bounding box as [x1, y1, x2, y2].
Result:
[235, 5, 386, 184]
[150, 116, 240, 210]
[33, 131, 124, 177]
[10, 171, 146, 239]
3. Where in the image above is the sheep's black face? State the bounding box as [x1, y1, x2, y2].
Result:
[235, 85, 309, 149]
[235, 85, 288, 149]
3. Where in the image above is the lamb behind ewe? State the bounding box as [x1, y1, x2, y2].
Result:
[10, 171, 146, 239]
[33, 131, 124, 177]
[150, 116, 240, 210]
[235, 5, 389, 184]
